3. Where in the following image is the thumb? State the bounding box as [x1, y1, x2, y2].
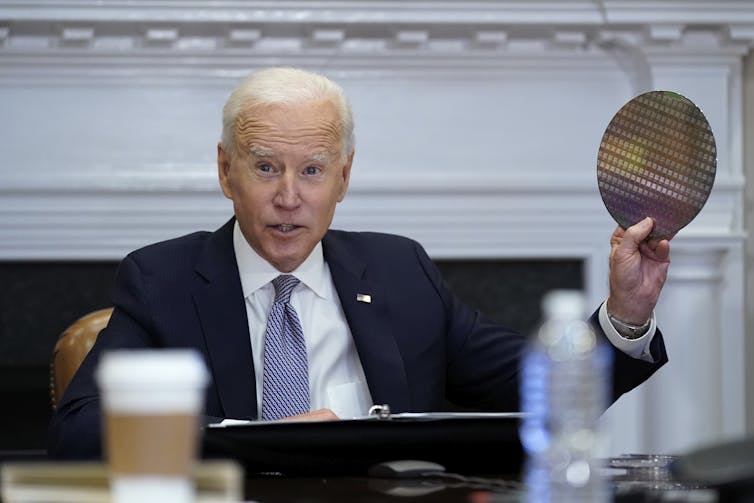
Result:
[623, 217, 654, 248]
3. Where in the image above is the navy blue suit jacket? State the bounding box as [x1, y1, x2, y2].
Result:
[48, 218, 667, 458]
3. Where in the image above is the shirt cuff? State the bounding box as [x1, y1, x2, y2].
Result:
[598, 301, 656, 362]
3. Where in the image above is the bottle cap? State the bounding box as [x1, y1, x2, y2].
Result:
[542, 289, 586, 320]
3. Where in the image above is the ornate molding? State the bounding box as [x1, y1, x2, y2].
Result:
[0, 166, 744, 194]
[1, 1, 754, 23]
[0, 1, 752, 81]
[0, 170, 743, 260]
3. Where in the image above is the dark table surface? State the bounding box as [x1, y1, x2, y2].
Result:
[240, 458, 721, 503]
[0, 450, 746, 503]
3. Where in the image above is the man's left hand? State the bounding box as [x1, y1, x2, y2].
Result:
[607, 216, 672, 325]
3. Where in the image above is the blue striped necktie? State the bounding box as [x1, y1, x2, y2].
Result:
[261, 275, 310, 420]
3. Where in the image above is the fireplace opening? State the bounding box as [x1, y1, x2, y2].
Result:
[435, 259, 583, 337]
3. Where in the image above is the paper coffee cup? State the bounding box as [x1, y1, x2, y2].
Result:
[96, 349, 209, 503]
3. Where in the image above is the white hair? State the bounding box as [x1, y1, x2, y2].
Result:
[221, 67, 355, 160]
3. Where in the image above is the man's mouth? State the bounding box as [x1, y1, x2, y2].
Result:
[272, 224, 299, 233]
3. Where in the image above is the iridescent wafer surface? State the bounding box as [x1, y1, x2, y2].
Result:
[597, 91, 716, 238]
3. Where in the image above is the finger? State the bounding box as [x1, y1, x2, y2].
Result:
[610, 225, 626, 247]
[647, 231, 676, 249]
[621, 217, 654, 248]
[654, 239, 671, 261]
[286, 408, 339, 421]
[639, 239, 671, 261]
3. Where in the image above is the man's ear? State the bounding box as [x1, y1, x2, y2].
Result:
[217, 143, 233, 200]
[336, 150, 355, 203]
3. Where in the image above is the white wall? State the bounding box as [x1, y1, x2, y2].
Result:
[744, 49, 754, 437]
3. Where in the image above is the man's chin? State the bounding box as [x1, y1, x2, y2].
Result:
[260, 231, 321, 272]
[265, 248, 309, 273]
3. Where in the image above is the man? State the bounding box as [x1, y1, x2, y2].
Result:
[49, 67, 669, 459]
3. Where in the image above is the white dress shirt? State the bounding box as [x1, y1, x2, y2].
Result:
[232, 221, 374, 419]
[598, 302, 657, 362]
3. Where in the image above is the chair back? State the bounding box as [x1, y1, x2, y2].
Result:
[50, 307, 113, 409]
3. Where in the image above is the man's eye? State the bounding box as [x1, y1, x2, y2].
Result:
[304, 166, 320, 175]
[258, 164, 273, 173]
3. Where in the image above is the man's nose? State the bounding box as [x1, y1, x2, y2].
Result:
[273, 173, 301, 208]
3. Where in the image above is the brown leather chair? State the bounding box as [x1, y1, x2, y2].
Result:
[50, 307, 113, 410]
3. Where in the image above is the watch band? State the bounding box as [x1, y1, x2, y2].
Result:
[607, 312, 651, 340]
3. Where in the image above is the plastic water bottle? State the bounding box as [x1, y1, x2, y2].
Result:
[520, 290, 613, 502]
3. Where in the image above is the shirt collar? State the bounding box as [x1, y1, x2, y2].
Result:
[233, 220, 329, 300]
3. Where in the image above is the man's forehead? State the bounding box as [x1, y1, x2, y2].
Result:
[236, 100, 339, 128]
[235, 103, 342, 150]
[236, 102, 340, 130]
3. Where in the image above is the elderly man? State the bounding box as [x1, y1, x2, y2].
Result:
[49, 67, 669, 459]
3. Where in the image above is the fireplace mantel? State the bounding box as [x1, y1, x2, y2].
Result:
[0, 0, 750, 455]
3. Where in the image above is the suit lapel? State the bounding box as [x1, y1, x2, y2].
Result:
[323, 231, 412, 412]
[192, 218, 258, 420]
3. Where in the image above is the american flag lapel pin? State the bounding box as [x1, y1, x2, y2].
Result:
[356, 293, 372, 304]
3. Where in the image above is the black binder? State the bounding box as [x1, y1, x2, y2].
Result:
[201, 412, 524, 476]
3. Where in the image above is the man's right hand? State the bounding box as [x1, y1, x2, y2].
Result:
[279, 408, 339, 422]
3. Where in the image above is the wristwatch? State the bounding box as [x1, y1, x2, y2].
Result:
[607, 312, 651, 340]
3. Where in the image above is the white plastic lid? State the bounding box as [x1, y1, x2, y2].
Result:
[110, 476, 193, 503]
[96, 349, 209, 389]
[541, 289, 586, 320]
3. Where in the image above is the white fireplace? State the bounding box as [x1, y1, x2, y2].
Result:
[0, 0, 750, 456]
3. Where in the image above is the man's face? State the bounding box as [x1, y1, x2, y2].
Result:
[218, 100, 353, 272]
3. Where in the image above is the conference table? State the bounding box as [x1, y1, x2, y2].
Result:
[0, 413, 745, 503]
[196, 413, 725, 502]
[0, 451, 723, 503]
[242, 455, 720, 503]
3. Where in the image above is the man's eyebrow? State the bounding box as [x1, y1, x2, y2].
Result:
[308, 151, 333, 162]
[247, 148, 334, 162]
[249, 147, 272, 158]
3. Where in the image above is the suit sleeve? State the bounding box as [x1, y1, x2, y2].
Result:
[411, 240, 668, 412]
[410, 241, 525, 411]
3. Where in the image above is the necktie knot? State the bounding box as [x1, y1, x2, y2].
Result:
[272, 275, 299, 304]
